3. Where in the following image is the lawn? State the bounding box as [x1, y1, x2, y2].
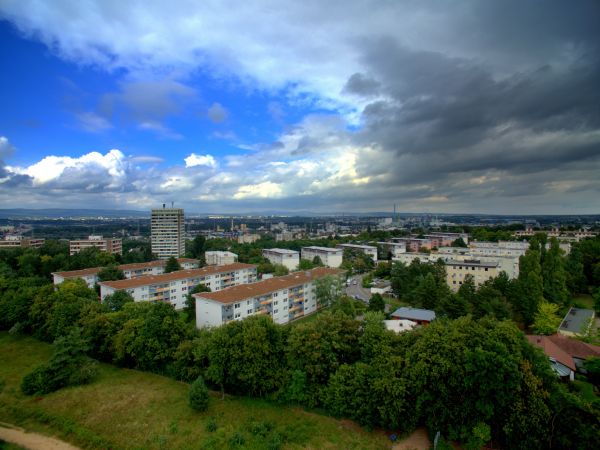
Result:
[0, 332, 389, 449]
[573, 293, 595, 310]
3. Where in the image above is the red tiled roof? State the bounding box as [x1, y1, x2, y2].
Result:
[194, 267, 344, 304]
[52, 267, 101, 278]
[52, 258, 200, 277]
[526, 335, 576, 371]
[547, 333, 600, 360]
[98, 263, 256, 289]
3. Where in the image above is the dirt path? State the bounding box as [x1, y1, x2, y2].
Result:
[0, 423, 79, 450]
[392, 427, 432, 450]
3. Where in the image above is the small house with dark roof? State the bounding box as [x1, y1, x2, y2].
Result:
[390, 307, 436, 325]
[558, 307, 595, 337]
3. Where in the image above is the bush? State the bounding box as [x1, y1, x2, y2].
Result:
[205, 417, 218, 432]
[189, 375, 209, 411]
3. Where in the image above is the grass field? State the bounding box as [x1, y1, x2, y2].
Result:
[573, 293, 595, 310]
[0, 332, 389, 450]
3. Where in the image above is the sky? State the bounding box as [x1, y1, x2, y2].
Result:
[0, 1, 599, 215]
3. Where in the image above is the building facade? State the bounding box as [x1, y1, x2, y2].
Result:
[205, 251, 238, 266]
[336, 243, 378, 261]
[194, 267, 343, 328]
[445, 259, 499, 291]
[151, 206, 185, 259]
[262, 248, 300, 270]
[301, 246, 343, 268]
[69, 235, 122, 256]
[0, 236, 45, 249]
[98, 263, 257, 310]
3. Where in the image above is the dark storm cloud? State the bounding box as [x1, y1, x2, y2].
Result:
[351, 36, 600, 186]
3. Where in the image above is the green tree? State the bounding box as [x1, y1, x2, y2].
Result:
[514, 249, 544, 326]
[184, 283, 211, 321]
[272, 263, 289, 276]
[187, 235, 206, 259]
[188, 375, 210, 411]
[164, 256, 182, 273]
[102, 290, 134, 312]
[21, 327, 97, 395]
[315, 275, 343, 307]
[312, 255, 324, 267]
[97, 264, 125, 282]
[451, 237, 468, 248]
[532, 302, 561, 335]
[542, 238, 570, 306]
[298, 259, 315, 270]
[367, 293, 385, 312]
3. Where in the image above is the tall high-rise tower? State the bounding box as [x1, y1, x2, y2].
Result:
[151, 205, 185, 259]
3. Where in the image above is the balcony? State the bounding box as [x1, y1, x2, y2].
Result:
[289, 305, 302, 313]
[260, 299, 272, 306]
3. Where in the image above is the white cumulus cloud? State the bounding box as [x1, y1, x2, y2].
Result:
[184, 153, 217, 168]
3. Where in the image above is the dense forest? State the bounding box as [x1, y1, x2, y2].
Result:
[0, 235, 599, 448]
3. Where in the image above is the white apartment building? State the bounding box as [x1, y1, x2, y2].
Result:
[445, 259, 499, 291]
[393, 252, 433, 265]
[69, 235, 122, 256]
[151, 206, 185, 259]
[436, 247, 520, 279]
[98, 263, 257, 310]
[194, 267, 343, 328]
[205, 251, 238, 266]
[301, 246, 343, 268]
[469, 241, 530, 258]
[262, 248, 300, 271]
[378, 241, 407, 258]
[52, 258, 200, 288]
[0, 235, 45, 249]
[336, 243, 378, 261]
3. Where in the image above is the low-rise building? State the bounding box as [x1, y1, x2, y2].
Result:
[445, 259, 499, 290]
[384, 319, 417, 333]
[205, 251, 238, 266]
[436, 247, 520, 279]
[301, 246, 343, 268]
[0, 235, 45, 249]
[392, 252, 433, 265]
[52, 258, 200, 288]
[526, 335, 576, 381]
[390, 307, 436, 325]
[371, 280, 392, 295]
[237, 234, 260, 244]
[336, 243, 378, 261]
[391, 237, 433, 252]
[558, 307, 595, 337]
[469, 240, 529, 258]
[275, 231, 295, 242]
[69, 235, 122, 256]
[194, 267, 343, 328]
[98, 263, 257, 310]
[262, 248, 300, 271]
[378, 241, 407, 258]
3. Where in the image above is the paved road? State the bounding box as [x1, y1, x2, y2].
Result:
[344, 273, 372, 302]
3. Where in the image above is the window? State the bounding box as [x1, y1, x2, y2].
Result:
[235, 313, 241, 319]
[274, 309, 278, 314]
[234, 303, 240, 309]
[274, 301, 279, 305]
[485, 268, 488, 272]
[247, 309, 253, 314]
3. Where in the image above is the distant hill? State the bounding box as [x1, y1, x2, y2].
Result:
[0, 209, 149, 219]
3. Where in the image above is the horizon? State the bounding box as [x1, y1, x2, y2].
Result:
[1, 1, 599, 214]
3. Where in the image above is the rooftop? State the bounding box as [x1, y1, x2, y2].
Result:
[98, 262, 256, 290]
[445, 259, 498, 268]
[526, 335, 576, 372]
[336, 243, 377, 250]
[547, 333, 600, 360]
[53, 258, 199, 278]
[391, 307, 436, 322]
[263, 248, 300, 255]
[302, 246, 342, 253]
[194, 267, 343, 304]
[559, 307, 595, 334]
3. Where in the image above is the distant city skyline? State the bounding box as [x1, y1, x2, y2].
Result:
[1, 1, 599, 214]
